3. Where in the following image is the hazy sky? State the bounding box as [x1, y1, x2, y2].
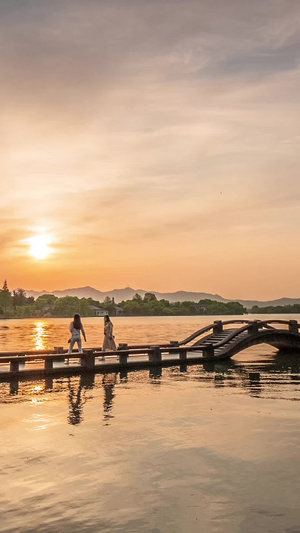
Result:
[1, 0, 300, 299]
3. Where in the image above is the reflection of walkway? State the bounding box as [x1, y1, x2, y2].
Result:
[4, 353, 300, 410]
[102, 374, 116, 425]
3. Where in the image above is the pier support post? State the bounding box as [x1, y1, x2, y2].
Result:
[81, 350, 95, 368]
[118, 344, 129, 363]
[203, 361, 215, 372]
[202, 344, 214, 359]
[213, 321, 223, 333]
[118, 343, 128, 350]
[289, 320, 299, 334]
[179, 349, 187, 360]
[119, 351, 128, 364]
[54, 347, 63, 354]
[248, 322, 259, 335]
[149, 367, 162, 379]
[45, 377, 53, 390]
[179, 362, 187, 373]
[10, 360, 19, 372]
[149, 346, 162, 363]
[10, 380, 19, 394]
[44, 358, 53, 370]
[80, 373, 95, 389]
[120, 369, 128, 381]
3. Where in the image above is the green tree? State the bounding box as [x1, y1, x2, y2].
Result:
[101, 296, 116, 315]
[121, 300, 143, 315]
[0, 280, 13, 315]
[143, 292, 157, 303]
[34, 294, 58, 314]
[12, 288, 34, 307]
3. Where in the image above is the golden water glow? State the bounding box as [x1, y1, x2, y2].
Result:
[34, 322, 46, 351]
[32, 385, 44, 393]
[28, 234, 52, 260]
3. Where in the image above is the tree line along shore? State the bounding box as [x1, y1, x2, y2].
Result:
[0, 281, 299, 318]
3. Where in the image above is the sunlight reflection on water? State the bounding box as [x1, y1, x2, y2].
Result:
[0, 361, 300, 533]
[33, 322, 47, 350]
[0, 316, 300, 532]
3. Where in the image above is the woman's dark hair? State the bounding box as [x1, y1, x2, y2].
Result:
[104, 315, 111, 323]
[73, 314, 82, 330]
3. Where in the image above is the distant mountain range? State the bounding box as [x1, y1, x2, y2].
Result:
[24, 286, 300, 309]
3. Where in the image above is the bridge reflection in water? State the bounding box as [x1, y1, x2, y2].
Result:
[2, 350, 300, 426]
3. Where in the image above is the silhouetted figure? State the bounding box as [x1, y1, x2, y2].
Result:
[102, 374, 116, 424]
[65, 313, 86, 363]
[103, 316, 116, 351]
[99, 315, 116, 361]
[68, 381, 85, 425]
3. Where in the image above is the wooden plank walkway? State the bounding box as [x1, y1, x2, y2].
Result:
[0, 319, 300, 382]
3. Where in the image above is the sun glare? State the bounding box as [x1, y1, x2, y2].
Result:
[28, 234, 52, 260]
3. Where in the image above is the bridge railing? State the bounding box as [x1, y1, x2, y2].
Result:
[203, 319, 300, 351]
[174, 318, 293, 347]
[182, 319, 261, 347]
[0, 343, 220, 376]
[112, 319, 261, 351]
[253, 319, 299, 329]
[121, 319, 258, 350]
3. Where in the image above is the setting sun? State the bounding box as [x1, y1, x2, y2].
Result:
[28, 234, 52, 260]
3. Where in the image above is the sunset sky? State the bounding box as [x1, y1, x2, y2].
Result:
[1, 0, 300, 300]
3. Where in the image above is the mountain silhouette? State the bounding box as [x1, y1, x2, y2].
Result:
[24, 286, 300, 309]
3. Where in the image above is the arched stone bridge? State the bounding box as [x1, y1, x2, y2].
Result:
[175, 319, 300, 360]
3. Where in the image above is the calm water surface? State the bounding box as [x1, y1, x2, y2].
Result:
[0, 316, 300, 532]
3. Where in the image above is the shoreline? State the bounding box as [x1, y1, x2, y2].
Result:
[0, 312, 250, 320]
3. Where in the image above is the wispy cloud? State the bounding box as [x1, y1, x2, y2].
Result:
[1, 0, 300, 296]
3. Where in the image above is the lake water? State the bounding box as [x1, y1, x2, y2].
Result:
[1, 315, 300, 532]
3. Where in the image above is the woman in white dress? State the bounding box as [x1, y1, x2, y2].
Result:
[103, 315, 116, 351]
[66, 313, 86, 363]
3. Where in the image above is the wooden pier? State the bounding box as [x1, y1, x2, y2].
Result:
[1, 319, 300, 382]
